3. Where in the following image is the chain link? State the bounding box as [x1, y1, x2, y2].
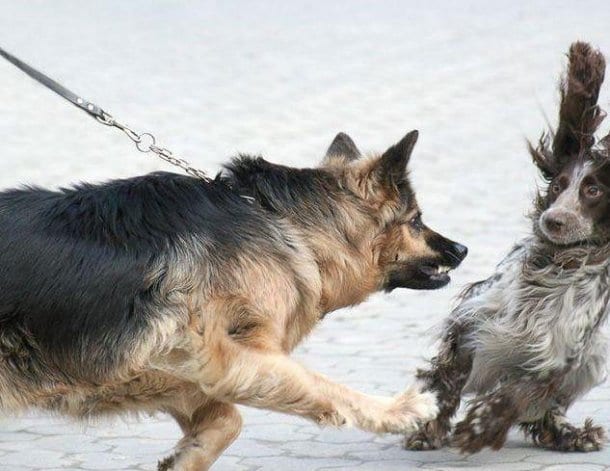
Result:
[0, 46, 216, 184]
[96, 112, 211, 182]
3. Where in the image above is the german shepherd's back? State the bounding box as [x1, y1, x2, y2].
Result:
[0, 171, 295, 407]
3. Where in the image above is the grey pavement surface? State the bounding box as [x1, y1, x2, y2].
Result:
[1, 1, 610, 470]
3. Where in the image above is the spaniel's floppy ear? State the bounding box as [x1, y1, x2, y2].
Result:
[323, 132, 361, 164]
[553, 42, 606, 159]
[528, 133, 556, 180]
[530, 42, 607, 179]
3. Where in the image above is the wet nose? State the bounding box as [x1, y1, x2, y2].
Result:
[452, 242, 468, 261]
[542, 212, 566, 233]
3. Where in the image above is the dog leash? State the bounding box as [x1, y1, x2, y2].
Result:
[0, 46, 210, 181]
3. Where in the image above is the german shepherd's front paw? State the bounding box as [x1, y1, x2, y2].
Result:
[315, 409, 349, 427]
[404, 419, 449, 450]
[380, 389, 439, 434]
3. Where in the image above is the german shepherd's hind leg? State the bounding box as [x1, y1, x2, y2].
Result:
[520, 408, 606, 452]
[188, 299, 438, 436]
[158, 400, 242, 471]
[405, 321, 473, 451]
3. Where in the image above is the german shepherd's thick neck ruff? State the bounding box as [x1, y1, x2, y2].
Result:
[0, 131, 466, 470]
[406, 42, 610, 454]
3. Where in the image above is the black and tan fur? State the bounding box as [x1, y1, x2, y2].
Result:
[405, 42, 610, 454]
[0, 130, 467, 470]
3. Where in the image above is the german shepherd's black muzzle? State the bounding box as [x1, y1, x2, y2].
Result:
[385, 227, 468, 292]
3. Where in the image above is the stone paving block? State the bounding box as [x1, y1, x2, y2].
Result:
[104, 437, 173, 462]
[213, 455, 253, 471]
[309, 427, 373, 444]
[321, 462, 432, 471]
[33, 435, 112, 454]
[542, 466, 605, 471]
[421, 463, 543, 471]
[240, 456, 362, 471]
[240, 423, 316, 442]
[0, 449, 72, 469]
[225, 438, 284, 458]
[528, 451, 610, 466]
[69, 451, 134, 470]
[350, 446, 457, 464]
[283, 440, 383, 459]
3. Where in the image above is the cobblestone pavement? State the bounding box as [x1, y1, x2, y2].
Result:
[1, 1, 610, 470]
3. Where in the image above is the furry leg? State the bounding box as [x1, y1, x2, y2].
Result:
[184, 299, 438, 435]
[405, 321, 473, 450]
[521, 409, 606, 452]
[452, 373, 565, 453]
[452, 393, 520, 453]
[198, 340, 437, 435]
[159, 401, 243, 471]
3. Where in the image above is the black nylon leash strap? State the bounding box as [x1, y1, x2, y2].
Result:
[0, 46, 108, 121]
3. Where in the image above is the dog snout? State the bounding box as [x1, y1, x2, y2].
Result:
[541, 210, 570, 235]
[452, 242, 468, 261]
[539, 208, 593, 245]
[444, 241, 468, 266]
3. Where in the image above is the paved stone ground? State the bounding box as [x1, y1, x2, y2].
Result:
[1, 1, 610, 470]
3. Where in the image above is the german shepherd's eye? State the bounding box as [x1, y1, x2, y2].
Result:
[409, 212, 423, 230]
[584, 184, 602, 199]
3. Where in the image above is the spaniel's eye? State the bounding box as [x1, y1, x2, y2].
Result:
[551, 182, 562, 194]
[585, 184, 602, 198]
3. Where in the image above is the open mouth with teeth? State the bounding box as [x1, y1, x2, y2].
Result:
[382, 239, 467, 292]
[418, 263, 453, 286]
[384, 259, 458, 291]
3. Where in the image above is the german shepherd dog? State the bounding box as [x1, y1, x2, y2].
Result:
[0, 130, 467, 470]
[405, 42, 610, 454]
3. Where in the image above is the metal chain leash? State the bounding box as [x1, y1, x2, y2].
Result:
[0, 46, 210, 182]
[96, 112, 211, 181]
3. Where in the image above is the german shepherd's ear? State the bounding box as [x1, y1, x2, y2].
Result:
[376, 130, 418, 186]
[323, 132, 361, 164]
[530, 42, 606, 178]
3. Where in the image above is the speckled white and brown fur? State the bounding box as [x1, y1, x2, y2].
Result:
[406, 42, 610, 454]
